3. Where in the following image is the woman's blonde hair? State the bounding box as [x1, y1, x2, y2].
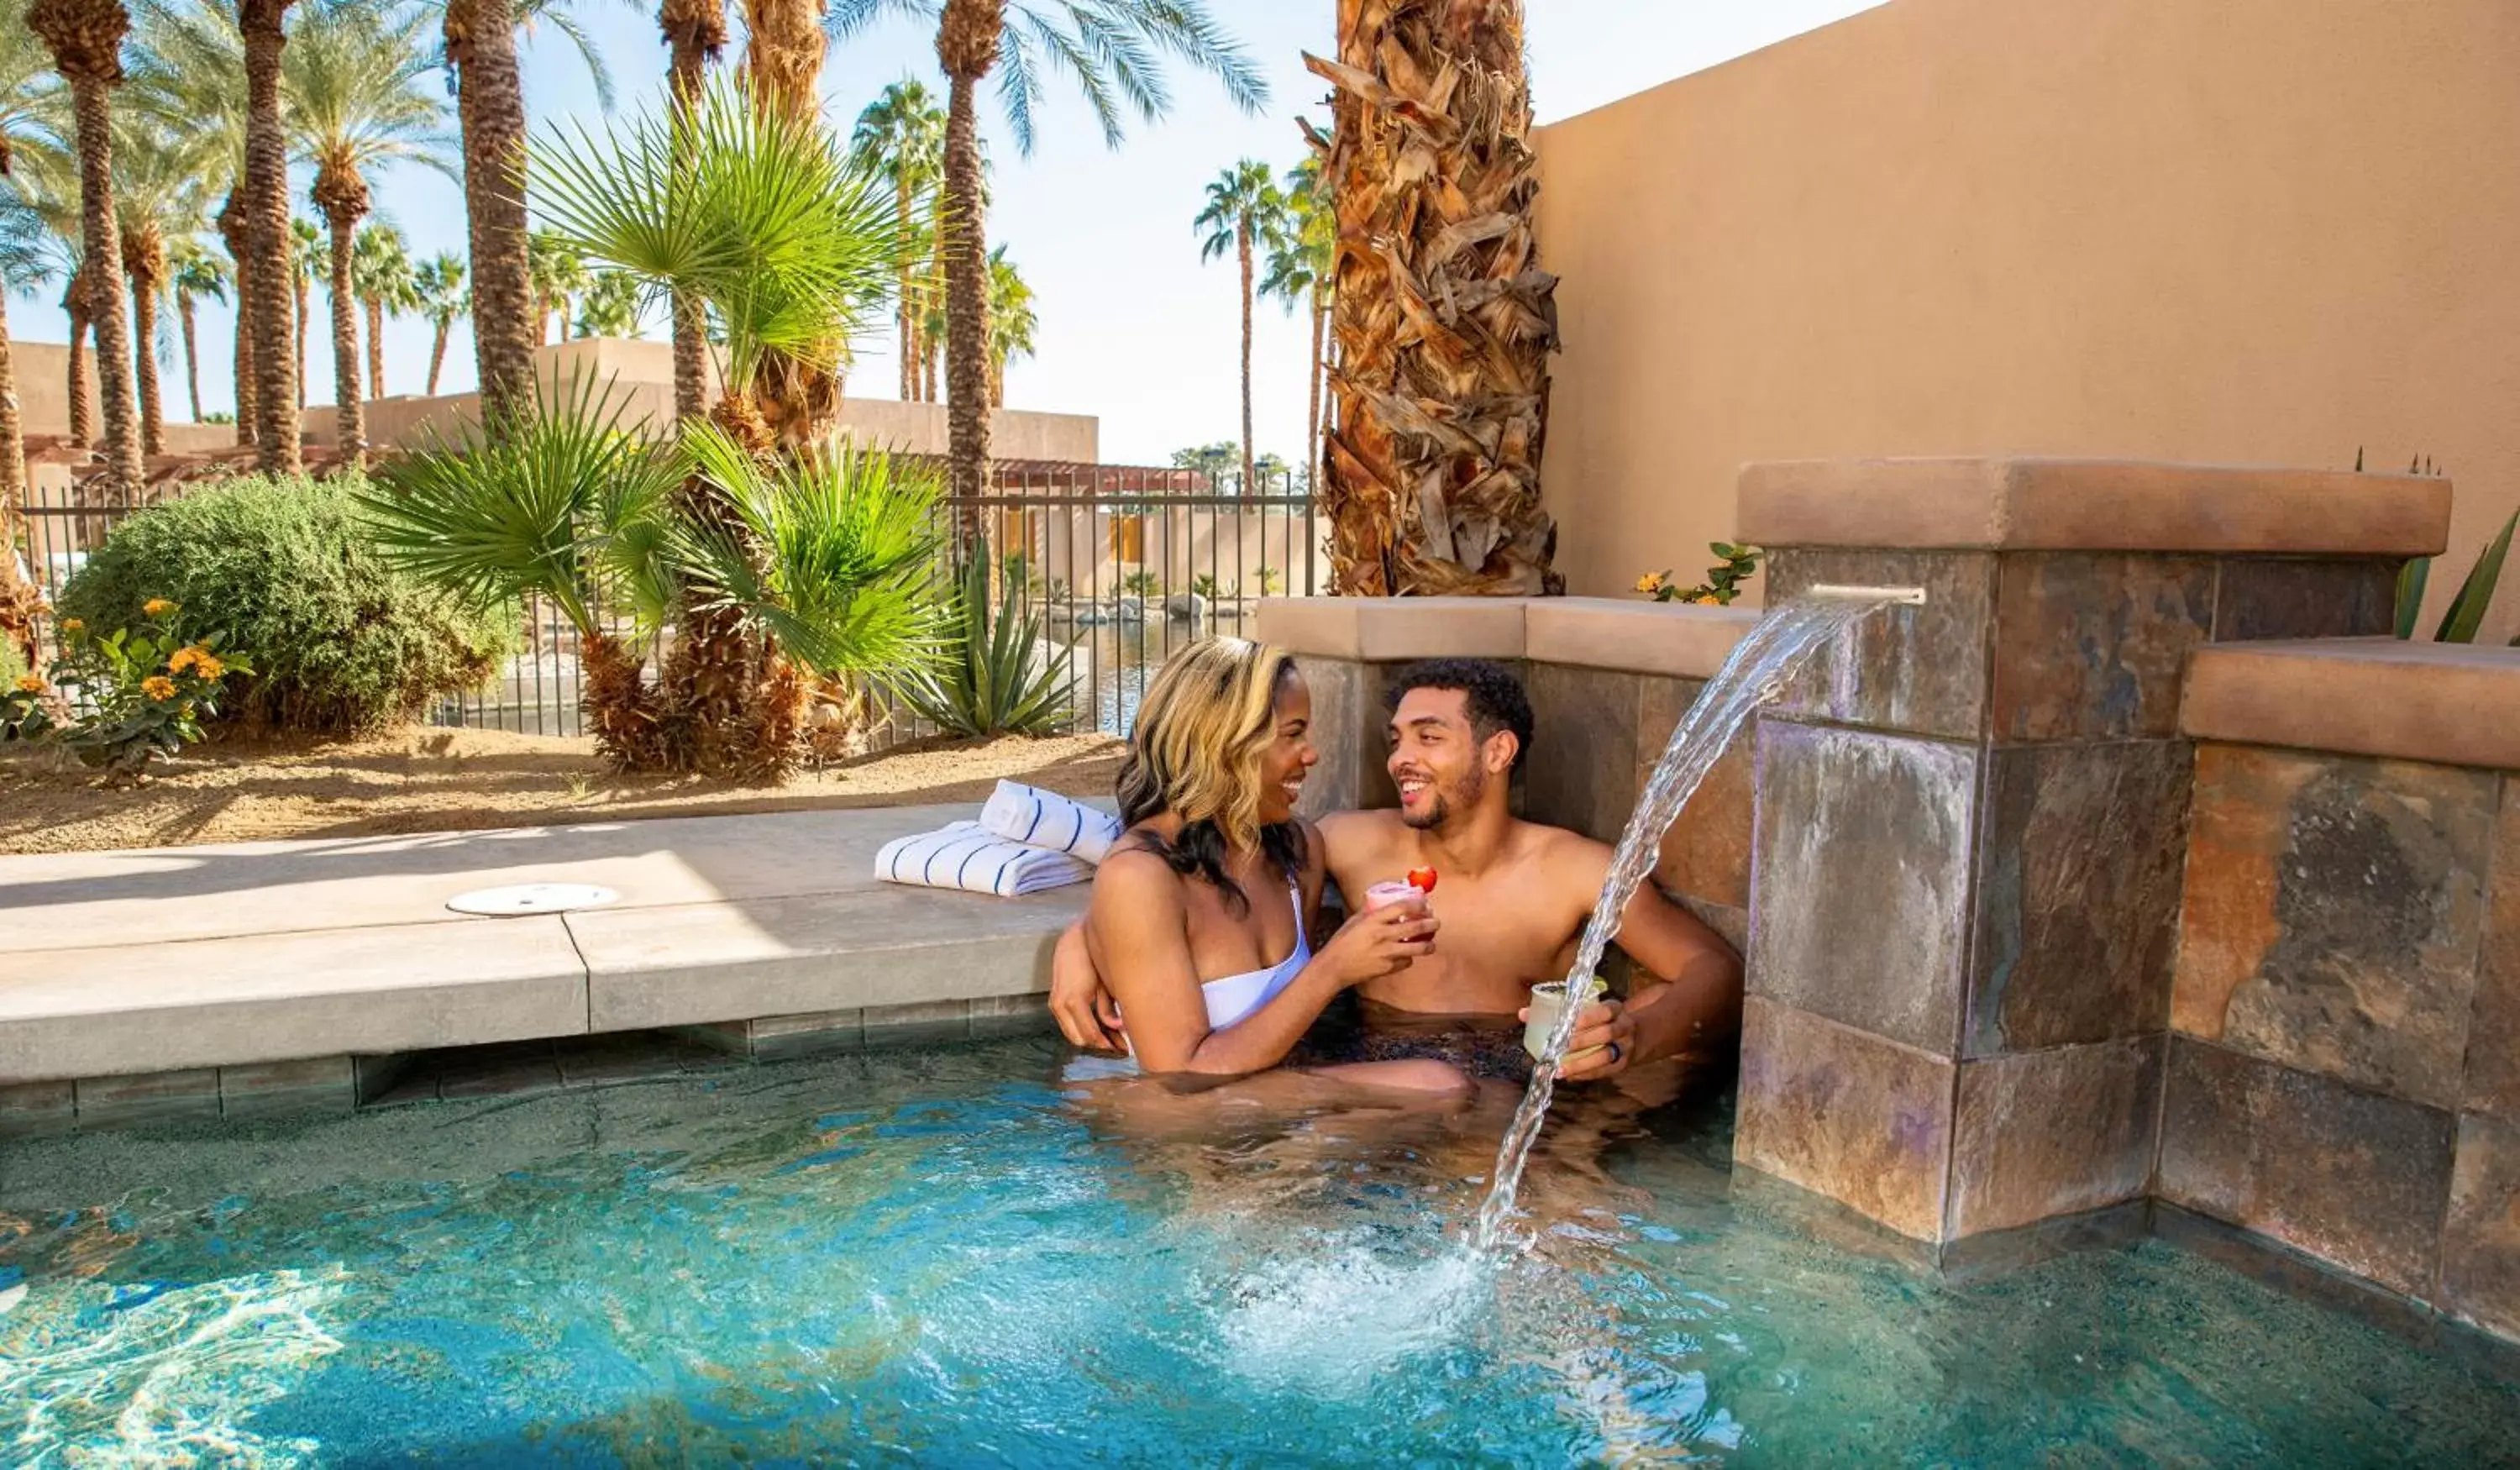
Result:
[1116, 638, 1304, 908]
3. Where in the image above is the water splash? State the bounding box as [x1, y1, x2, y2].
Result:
[1472, 594, 1907, 1250]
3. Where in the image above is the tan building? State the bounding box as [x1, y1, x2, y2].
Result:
[1534, 0, 2520, 641]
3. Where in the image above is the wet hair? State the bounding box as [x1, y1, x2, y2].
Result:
[1116, 638, 1308, 914]
[1384, 657, 1536, 772]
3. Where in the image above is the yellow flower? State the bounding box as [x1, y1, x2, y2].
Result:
[142, 598, 177, 617]
[13, 675, 43, 694]
[60, 617, 84, 633]
[1688, 592, 1720, 606]
[193, 654, 224, 680]
[142, 676, 178, 701]
[168, 646, 201, 674]
[1633, 573, 1665, 594]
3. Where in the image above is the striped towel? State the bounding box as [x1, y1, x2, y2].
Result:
[979, 780, 1125, 864]
[875, 821, 1092, 897]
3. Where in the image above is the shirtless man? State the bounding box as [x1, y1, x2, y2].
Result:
[1052, 657, 1742, 1084]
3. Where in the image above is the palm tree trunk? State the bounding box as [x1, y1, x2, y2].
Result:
[179, 293, 203, 423]
[895, 175, 916, 400]
[447, 0, 535, 426]
[321, 207, 365, 465]
[64, 302, 91, 446]
[1236, 219, 1254, 493]
[365, 294, 386, 400]
[939, 59, 991, 511]
[216, 188, 256, 447]
[1305, 289, 1325, 496]
[0, 288, 35, 675]
[240, 0, 299, 472]
[741, 0, 824, 125]
[293, 279, 307, 412]
[661, 0, 723, 424]
[129, 265, 165, 458]
[426, 318, 449, 396]
[1312, 0, 1560, 595]
[55, 70, 144, 501]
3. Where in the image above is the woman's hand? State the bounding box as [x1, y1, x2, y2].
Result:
[1319, 899, 1438, 985]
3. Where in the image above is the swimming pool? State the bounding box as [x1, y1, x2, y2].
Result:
[3, 1035, 2514, 1466]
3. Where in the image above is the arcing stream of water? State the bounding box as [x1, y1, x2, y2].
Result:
[1471, 590, 1918, 1251]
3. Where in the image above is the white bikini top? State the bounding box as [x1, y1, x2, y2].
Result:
[1195, 877, 1311, 1030]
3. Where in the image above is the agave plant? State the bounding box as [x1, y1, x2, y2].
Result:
[898, 538, 1074, 738]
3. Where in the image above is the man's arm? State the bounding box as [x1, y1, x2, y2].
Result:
[1541, 832, 1743, 1081]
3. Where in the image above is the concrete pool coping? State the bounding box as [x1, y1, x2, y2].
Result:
[0, 804, 1094, 1088]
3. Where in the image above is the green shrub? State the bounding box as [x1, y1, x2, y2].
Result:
[57, 472, 510, 733]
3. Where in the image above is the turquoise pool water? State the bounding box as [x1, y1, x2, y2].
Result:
[3, 1035, 2514, 1467]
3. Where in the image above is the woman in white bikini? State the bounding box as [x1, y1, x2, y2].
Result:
[1081, 638, 1467, 1095]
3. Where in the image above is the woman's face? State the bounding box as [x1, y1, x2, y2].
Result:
[1254, 668, 1317, 826]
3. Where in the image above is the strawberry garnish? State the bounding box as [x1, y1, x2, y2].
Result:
[1406, 867, 1437, 893]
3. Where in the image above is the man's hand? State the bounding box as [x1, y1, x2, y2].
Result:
[1050, 920, 1126, 1053]
[1520, 998, 1636, 1082]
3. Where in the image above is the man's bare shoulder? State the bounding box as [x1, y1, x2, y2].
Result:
[1505, 816, 1615, 893]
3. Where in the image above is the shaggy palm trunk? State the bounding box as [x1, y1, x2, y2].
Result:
[318, 192, 366, 464]
[241, 0, 298, 472]
[293, 279, 309, 411]
[1235, 218, 1253, 492]
[1305, 289, 1325, 495]
[1310, 0, 1560, 595]
[31, 0, 146, 502]
[0, 286, 34, 671]
[661, 0, 724, 424]
[216, 189, 255, 446]
[178, 292, 203, 423]
[124, 227, 166, 457]
[365, 295, 385, 401]
[937, 2, 997, 516]
[64, 301, 91, 445]
[894, 175, 916, 399]
[425, 318, 450, 396]
[447, 0, 535, 426]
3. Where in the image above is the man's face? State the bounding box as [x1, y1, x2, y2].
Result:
[1388, 687, 1509, 830]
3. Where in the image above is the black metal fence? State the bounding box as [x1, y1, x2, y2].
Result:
[16, 461, 1326, 751]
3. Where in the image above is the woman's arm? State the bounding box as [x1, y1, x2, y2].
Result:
[1087, 850, 1436, 1081]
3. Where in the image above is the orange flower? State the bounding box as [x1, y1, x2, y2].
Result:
[59, 617, 84, 633]
[141, 676, 178, 701]
[193, 654, 224, 680]
[13, 675, 42, 694]
[1633, 572, 1665, 594]
[142, 598, 178, 617]
[168, 647, 201, 674]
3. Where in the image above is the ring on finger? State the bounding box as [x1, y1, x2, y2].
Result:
[1606, 1041, 1623, 1065]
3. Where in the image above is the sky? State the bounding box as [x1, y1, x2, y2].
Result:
[12, 0, 1886, 465]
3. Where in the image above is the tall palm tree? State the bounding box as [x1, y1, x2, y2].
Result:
[983, 241, 1029, 407]
[290, 213, 318, 410]
[0, 186, 55, 666]
[28, 0, 144, 499]
[291, 0, 454, 465]
[527, 230, 590, 344]
[525, 76, 906, 773]
[411, 248, 465, 394]
[166, 238, 225, 423]
[573, 267, 641, 338]
[657, 0, 724, 421]
[109, 118, 218, 454]
[1307, 0, 1561, 595]
[850, 79, 942, 402]
[125, 0, 249, 440]
[829, 0, 1264, 512]
[240, 0, 299, 470]
[1194, 159, 1282, 494]
[352, 222, 419, 398]
[444, 0, 532, 424]
[1262, 152, 1332, 495]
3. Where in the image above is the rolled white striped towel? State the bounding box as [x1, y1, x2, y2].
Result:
[979, 780, 1124, 864]
[875, 821, 1092, 897]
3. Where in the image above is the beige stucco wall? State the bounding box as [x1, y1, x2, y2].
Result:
[305, 339, 1100, 463]
[13, 341, 100, 441]
[1534, 0, 2520, 641]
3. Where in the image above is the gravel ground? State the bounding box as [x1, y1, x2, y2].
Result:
[0, 726, 1127, 855]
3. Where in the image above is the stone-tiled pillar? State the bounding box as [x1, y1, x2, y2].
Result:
[2173, 639, 2520, 1345]
[1732, 457, 2449, 1252]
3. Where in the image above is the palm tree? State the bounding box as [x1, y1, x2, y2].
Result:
[1262, 152, 1331, 496]
[850, 79, 942, 402]
[411, 248, 465, 394]
[110, 118, 218, 454]
[126, 0, 256, 449]
[524, 77, 905, 773]
[240, 0, 299, 470]
[444, 0, 532, 424]
[527, 230, 589, 344]
[290, 214, 319, 411]
[1194, 159, 1283, 495]
[28, 0, 144, 498]
[352, 222, 419, 399]
[1308, 1, 1562, 595]
[1, 186, 56, 666]
[828, 0, 1264, 512]
[291, 0, 453, 465]
[166, 238, 225, 423]
[573, 267, 642, 339]
[657, 0, 724, 420]
[983, 242, 1030, 407]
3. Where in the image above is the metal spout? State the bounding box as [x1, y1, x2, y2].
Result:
[1804, 583, 1929, 606]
